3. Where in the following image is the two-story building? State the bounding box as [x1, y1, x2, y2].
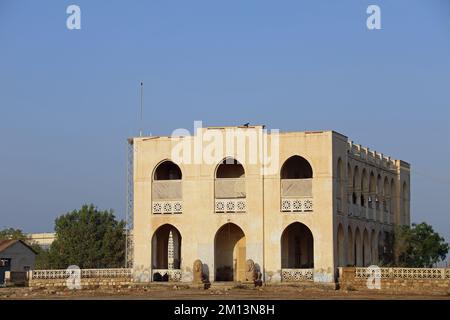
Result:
[131, 125, 410, 284]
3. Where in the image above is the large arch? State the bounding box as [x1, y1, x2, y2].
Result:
[152, 160, 183, 214]
[361, 169, 368, 208]
[362, 229, 371, 267]
[402, 182, 409, 225]
[378, 231, 385, 263]
[280, 156, 313, 179]
[383, 177, 390, 220]
[337, 159, 345, 211]
[347, 163, 353, 204]
[355, 228, 362, 266]
[214, 223, 246, 281]
[151, 224, 182, 281]
[214, 158, 246, 204]
[369, 172, 376, 210]
[337, 224, 345, 267]
[390, 178, 396, 223]
[353, 166, 360, 205]
[347, 226, 354, 266]
[281, 222, 314, 269]
[371, 229, 377, 265]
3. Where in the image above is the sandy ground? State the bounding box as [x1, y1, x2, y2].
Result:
[1, 285, 449, 300]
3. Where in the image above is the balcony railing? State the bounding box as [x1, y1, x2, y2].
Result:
[215, 178, 246, 213]
[215, 199, 246, 213]
[152, 180, 182, 214]
[281, 179, 313, 213]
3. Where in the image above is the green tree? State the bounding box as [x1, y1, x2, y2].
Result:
[392, 223, 449, 267]
[0, 227, 27, 240]
[48, 204, 126, 269]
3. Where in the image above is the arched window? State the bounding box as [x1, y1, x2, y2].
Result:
[281, 156, 313, 179]
[214, 158, 246, 213]
[353, 166, 360, 205]
[154, 161, 182, 180]
[347, 164, 353, 204]
[376, 174, 382, 211]
[383, 177, 390, 214]
[361, 169, 368, 207]
[280, 156, 314, 213]
[368, 172, 376, 209]
[390, 179, 396, 224]
[152, 161, 183, 214]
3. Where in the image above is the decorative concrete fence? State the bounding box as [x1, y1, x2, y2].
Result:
[29, 268, 133, 289]
[281, 269, 314, 282]
[339, 267, 450, 294]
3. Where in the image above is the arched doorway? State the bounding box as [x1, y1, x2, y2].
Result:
[371, 230, 377, 265]
[347, 227, 354, 266]
[151, 224, 182, 281]
[281, 222, 314, 269]
[214, 223, 246, 282]
[363, 229, 371, 267]
[337, 224, 345, 267]
[355, 228, 362, 266]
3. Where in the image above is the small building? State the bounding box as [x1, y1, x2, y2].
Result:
[0, 240, 37, 284]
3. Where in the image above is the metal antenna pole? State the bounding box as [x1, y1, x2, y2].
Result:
[140, 82, 143, 137]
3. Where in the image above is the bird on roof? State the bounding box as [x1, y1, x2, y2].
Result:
[243, 122, 250, 127]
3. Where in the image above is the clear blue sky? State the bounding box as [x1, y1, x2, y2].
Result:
[0, 1, 449, 244]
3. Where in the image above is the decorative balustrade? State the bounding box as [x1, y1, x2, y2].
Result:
[152, 180, 183, 214]
[31, 268, 132, 280]
[152, 200, 183, 214]
[215, 199, 246, 213]
[152, 269, 182, 282]
[281, 269, 314, 282]
[355, 268, 450, 280]
[281, 197, 313, 213]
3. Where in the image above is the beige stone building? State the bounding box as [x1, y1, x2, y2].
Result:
[131, 125, 410, 283]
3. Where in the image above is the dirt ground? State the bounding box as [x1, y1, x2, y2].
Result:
[1, 285, 449, 300]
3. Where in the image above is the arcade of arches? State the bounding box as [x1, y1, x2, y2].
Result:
[336, 223, 388, 267]
[151, 222, 316, 282]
